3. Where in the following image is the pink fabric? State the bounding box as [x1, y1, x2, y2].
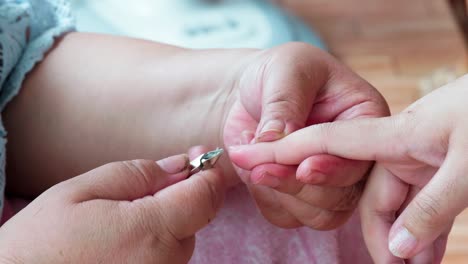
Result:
[191, 185, 372, 264]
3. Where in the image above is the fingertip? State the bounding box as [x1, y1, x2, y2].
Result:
[250, 169, 281, 188]
[256, 120, 303, 143]
[228, 145, 254, 170]
[256, 130, 284, 143]
[256, 119, 285, 142]
[284, 120, 303, 135]
[250, 164, 302, 194]
[296, 155, 369, 187]
[156, 154, 189, 174]
[388, 226, 419, 258]
[253, 174, 281, 189]
[296, 160, 326, 184]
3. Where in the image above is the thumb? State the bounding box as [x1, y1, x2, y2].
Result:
[254, 47, 326, 142]
[255, 66, 319, 142]
[388, 149, 468, 259]
[149, 168, 226, 240]
[67, 155, 189, 202]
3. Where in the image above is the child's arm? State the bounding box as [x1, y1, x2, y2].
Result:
[5, 32, 390, 234]
[4, 32, 249, 197]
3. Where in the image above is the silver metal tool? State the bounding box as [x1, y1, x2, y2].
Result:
[189, 148, 224, 175]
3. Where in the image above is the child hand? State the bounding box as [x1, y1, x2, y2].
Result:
[4, 33, 387, 232]
[0, 150, 225, 263]
[224, 43, 389, 229]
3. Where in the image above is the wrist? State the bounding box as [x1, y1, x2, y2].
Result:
[174, 49, 255, 187]
[130, 46, 255, 187]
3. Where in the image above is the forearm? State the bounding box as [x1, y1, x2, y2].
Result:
[4, 32, 250, 197]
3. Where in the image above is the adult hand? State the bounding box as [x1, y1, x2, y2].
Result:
[229, 75, 468, 263]
[224, 42, 389, 229]
[0, 148, 225, 263]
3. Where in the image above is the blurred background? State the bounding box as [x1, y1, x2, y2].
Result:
[71, 0, 468, 262]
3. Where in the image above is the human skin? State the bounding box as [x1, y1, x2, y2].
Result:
[224, 43, 388, 228]
[229, 75, 468, 263]
[3, 32, 388, 230]
[0, 147, 227, 263]
[3, 32, 246, 195]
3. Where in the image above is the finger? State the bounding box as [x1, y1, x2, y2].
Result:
[297, 155, 371, 187]
[276, 191, 353, 230]
[360, 164, 409, 263]
[150, 168, 226, 240]
[388, 149, 468, 259]
[250, 163, 303, 193]
[397, 188, 440, 264]
[399, 189, 436, 264]
[248, 184, 302, 228]
[68, 156, 189, 202]
[294, 182, 364, 211]
[250, 175, 363, 227]
[254, 44, 327, 142]
[433, 225, 451, 264]
[229, 115, 410, 170]
[408, 228, 453, 264]
[402, 198, 453, 263]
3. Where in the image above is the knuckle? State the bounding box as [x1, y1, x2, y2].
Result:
[120, 160, 157, 188]
[139, 200, 181, 247]
[265, 92, 307, 118]
[408, 192, 443, 230]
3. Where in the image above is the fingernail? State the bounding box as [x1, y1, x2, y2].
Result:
[156, 154, 189, 174]
[257, 120, 285, 142]
[252, 172, 281, 188]
[389, 227, 418, 258]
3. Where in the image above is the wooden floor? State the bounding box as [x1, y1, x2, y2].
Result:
[278, 0, 468, 263]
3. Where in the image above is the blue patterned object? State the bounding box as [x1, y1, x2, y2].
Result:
[73, 0, 326, 50]
[0, 0, 75, 218]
